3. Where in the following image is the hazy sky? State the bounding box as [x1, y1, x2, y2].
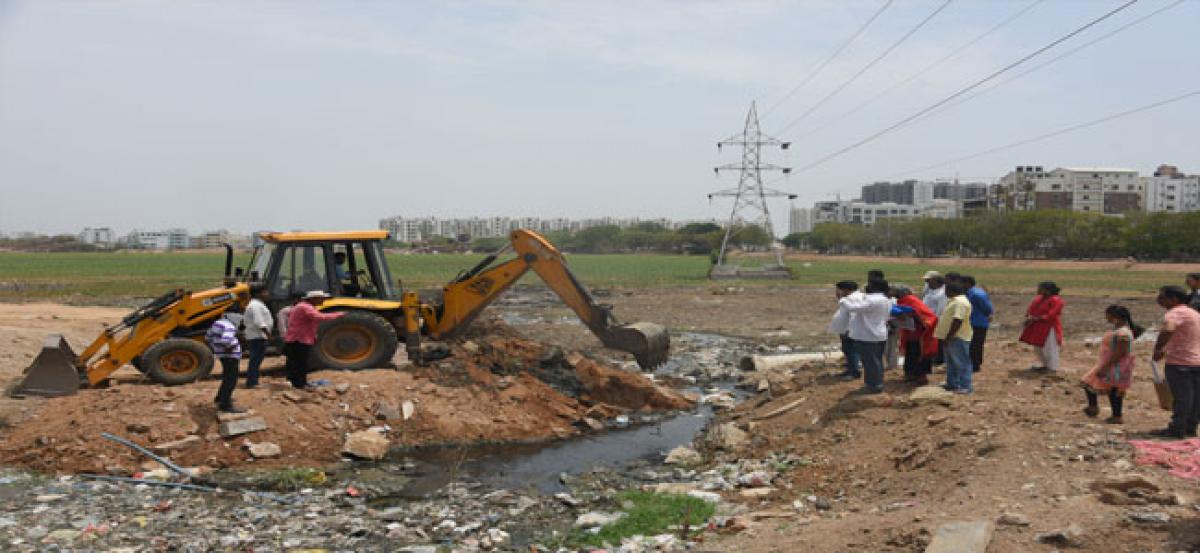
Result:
[1, 0, 1198, 235]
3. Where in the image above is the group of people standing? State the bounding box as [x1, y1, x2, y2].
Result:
[206, 287, 344, 413]
[829, 267, 1200, 439]
[830, 269, 994, 395]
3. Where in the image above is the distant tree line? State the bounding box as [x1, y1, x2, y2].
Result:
[0, 234, 103, 252]
[782, 210, 1200, 261]
[466, 222, 771, 255]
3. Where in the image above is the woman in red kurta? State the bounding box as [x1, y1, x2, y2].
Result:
[895, 287, 938, 385]
[1019, 281, 1065, 371]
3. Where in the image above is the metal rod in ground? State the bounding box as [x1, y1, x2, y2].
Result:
[99, 432, 191, 478]
[79, 473, 216, 492]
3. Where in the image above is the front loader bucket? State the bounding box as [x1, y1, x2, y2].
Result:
[602, 322, 671, 370]
[11, 334, 82, 397]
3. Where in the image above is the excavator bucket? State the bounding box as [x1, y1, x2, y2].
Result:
[602, 322, 671, 370]
[11, 334, 82, 397]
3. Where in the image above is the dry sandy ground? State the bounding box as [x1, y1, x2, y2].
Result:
[510, 287, 1200, 552]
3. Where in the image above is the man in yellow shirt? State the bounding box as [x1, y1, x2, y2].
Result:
[935, 282, 974, 394]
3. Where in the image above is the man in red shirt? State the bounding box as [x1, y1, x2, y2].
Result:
[284, 290, 346, 389]
[1152, 286, 1200, 438]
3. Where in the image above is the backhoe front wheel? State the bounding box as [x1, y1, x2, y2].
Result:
[143, 338, 214, 385]
[314, 311, 399, 370]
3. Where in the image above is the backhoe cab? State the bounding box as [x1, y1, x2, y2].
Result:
[14, 229, 670, 397]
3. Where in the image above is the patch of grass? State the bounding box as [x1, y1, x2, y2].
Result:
[256, 467, 328, 491]
[580, 491, 715, 548]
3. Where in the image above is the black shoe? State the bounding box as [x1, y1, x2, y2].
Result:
[1148, 427, 1186, 439]
[838, 373, 861, 382]
[218, 404, 247, 414]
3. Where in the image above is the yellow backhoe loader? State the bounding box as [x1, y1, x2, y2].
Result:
[13, 229, 669, 397]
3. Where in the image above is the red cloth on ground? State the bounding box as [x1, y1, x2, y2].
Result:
[1129, 438, 1200, 479]
[898, 295, 938, 359]
[1019, 294, 1064, 347]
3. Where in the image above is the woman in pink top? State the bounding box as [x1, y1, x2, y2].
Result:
[284, 291, 345, 390]
[1151, 286, 1200, 438]
[1081, 305, 1143, 424]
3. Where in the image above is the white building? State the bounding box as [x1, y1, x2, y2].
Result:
[923, 199, 962, 219]
[998, 166, 1143, 214]
[1143, 174, 1200, 213]
[788, 207, 813, 234]
[78, 227, 115, 248]
[126, 228, 189, 250]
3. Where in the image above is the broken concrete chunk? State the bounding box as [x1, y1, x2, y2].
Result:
[910, 386, 956, 406]
[709, 422, 749, 450]
[995, 512, 1030, 527]
[216, 410, 257, 423]
[342, 430, 390, 460]
[373, 401, 400, 421]
[739, 487, 775, 499]
[247, 442, 281, 458]
[218, 417, 267, 438]
[1090, 474, 1159, 494]
[1126, 510, 1170, 525]
[664, 446, 702, 467]
[401, 400, 415, 421]
[573, 511, 625, 529]
[151, 435, 202, 453]
[1034, 524, 1085, 547]
[926, 520, 994, 553]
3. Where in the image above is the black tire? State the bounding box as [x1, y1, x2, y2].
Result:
[312, 310, 399, 370]
[143, 338, 214, 385]
[131, 356, 145, 374]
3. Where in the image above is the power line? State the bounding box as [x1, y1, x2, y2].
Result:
[776, 0, 954, 135]
[891, 89, 1200, 177]
[907, 0, 1186, 127]
[795, 0, 1044, 141]
[760, 0, 895, 119]
[791, 0, 1141, 175]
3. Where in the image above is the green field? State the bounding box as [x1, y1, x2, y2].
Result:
[0, 251, 1187, 305]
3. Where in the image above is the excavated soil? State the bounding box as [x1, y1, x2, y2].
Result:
[0, 305, 690, 474]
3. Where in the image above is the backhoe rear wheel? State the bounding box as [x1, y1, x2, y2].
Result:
[143, 338, 214, 385]
[314, 310, 398, 370]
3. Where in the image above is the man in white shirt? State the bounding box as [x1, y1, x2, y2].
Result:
[923, 274, 948, 366]
[829, 281, 863, 380]
[841, 279, 893, 394]
[242, 285, 274, 389]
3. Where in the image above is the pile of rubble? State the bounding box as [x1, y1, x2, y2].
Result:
[0, 321, 693, 474]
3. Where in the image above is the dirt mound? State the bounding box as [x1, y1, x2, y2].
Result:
[0, 320, 692, 474]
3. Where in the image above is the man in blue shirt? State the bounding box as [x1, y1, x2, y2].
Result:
[963, 275, 994, 373]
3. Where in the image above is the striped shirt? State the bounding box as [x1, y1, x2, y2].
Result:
[206, 318, 242, 359]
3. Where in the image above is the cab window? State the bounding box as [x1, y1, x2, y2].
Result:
[273, 245, 330, 297]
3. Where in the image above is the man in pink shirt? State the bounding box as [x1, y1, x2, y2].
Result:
[1152, 286, 1200, 438]
[284, 290, 346, 389]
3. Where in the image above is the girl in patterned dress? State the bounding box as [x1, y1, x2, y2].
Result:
[1081, 305, 1144, 424]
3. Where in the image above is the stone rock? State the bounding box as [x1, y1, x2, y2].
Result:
[43, 528, 80, 542]
[401, 400, 415, 420]
[1090, 474, 1159, 494]
[910, 386, 956, 406]
[664, 446, 703, 467]
[719, 515, 752, 533]
[460, 340, 480, 354]
[125, 422, 151, 434]
[574, 511, 625, 529]
[342, 430, 390, 460]
[216, 410, 257, 423]
[650, 482, 699, 495]
[580, 417, 605, 432]
[374, 401, 401, 421]
[554, 492, 583, 507]
[1034, 524, 1085, 547]
[710, 422, 749, 450]
[926, 520, 994, 553]
[687, 490, 723, 503]
[996, 512, 1030, 527]
[484, 528, 509, 548]
[1148, 492, 1184, 506]
[1126, 511, 1170, 525]
[335, 383, 351, 394]
[152, 435, 202, 453]
[218, 417, 267, 438]
[739, 487, 775, 499]
[247, 442, 281, 458]
[1096, 489, 1145, 505]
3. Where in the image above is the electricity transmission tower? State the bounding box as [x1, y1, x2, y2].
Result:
[709, 101, 795, 267]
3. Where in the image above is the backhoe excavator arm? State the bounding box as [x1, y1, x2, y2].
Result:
[423, 229, 669, 369]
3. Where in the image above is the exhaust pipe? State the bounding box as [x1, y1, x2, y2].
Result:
[11, 334, 83, 397]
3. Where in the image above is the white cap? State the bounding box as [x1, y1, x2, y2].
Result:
[304, 290, 332, 299]
[923, 270, 941, 280]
